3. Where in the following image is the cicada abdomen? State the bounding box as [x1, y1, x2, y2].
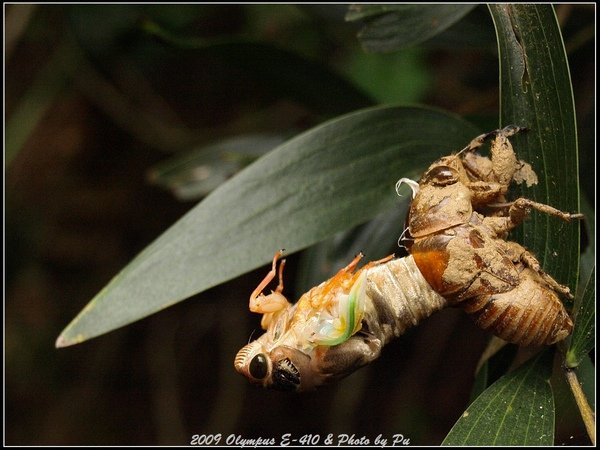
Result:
[363, 256, 447, 345]
[461, 268, 573, 346]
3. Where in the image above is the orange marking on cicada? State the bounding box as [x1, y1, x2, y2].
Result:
[411, 250, 449, 294]
[318, 252, 364, 299]
[317, 253, 395, 300]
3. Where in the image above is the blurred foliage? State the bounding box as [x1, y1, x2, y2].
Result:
[5, 4, 595, 445]
[346, 4, 476, 52]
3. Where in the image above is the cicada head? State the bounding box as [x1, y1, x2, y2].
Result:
[234, 339, 320, 391]
[420, 155, 467, 187]
[234, 334, 382, 392]
[234, 299, 316, 391]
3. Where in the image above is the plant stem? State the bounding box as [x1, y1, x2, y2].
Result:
[564, 367, 595, 444]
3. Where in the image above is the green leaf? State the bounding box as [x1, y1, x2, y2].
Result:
[56, 105, 479, 347]
[6, 42, 72, 166]
[489, 4, 581, 290]
[148, 133, 287, 201]
[443, 350, 555, 446]
[296, 203, 409, 295]
[565, 266, 595, 368]
[471, 341, 518, 401]
[575, 354, 595, 411]
[552, 353, 595, 443]
[578, 195, 595, 295]
[142, 19, 373, 115]
[346, 4, 476, 52]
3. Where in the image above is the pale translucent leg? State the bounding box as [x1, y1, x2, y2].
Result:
[249, 250, 291, 328]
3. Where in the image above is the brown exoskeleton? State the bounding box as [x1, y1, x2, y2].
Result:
[398, 125, 582, 345]
[235, 126, 582, 391]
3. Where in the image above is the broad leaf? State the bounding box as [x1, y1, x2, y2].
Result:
[470, 343, 518, 402]
[566, 266, 595, 368]
[56, 105, 479, 346]
[578, 196, 595, 296]
[296, 203, 409, 295]
[142, 19, 373, 115]
[346, 4, 476, 52]
[443, 350, 555, 446]
[489, 4, 581, 290]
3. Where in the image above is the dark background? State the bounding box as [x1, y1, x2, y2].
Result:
[5, 4, 594, 445]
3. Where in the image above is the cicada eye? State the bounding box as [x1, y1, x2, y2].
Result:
[424, 165, 459, 186]
[249, 353, 269, 380]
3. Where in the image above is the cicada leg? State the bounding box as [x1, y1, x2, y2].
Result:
[342, 252, 365, 273]
[507, 198, 584, 224]
[503, 241, 575, 299]
[459, 125, 527, 155]
[362, 253, 395, 270]
[323, 252, 367, 290]
[336, 252, 394, 277]
[249, 250, 292, 329]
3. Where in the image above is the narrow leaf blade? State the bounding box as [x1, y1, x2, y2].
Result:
[443, 351, 555, 446]
[346, 4, 476, 52]
[489, 4, 581, 290]
[566, 266, 595, 368]
[56, 105, 479, 347]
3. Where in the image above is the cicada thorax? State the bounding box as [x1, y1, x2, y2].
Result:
[403, 174, 475, 294]
[407, 173, 474, 238]
[405, 171, 519, 301]
[408, 219, 520, 302]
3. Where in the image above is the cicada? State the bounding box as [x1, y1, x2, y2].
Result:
[234, 250, 446, 391]
[235, 126, 582, 391]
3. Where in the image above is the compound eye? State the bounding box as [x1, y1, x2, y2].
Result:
[424, 166, 459, 186]
[249, 353, 269, 380]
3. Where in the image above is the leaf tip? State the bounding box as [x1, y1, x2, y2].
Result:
[55, 332, 86, 348]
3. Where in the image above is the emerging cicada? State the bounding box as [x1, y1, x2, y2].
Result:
[235, 126, 582, 391]
[234, 250, 445, 390]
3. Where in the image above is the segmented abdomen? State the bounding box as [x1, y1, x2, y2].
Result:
[461, 268, 573, 346]
[364, 256, 448, 345]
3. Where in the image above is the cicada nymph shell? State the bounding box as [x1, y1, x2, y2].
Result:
[462, 268, 573, 346]
[401, 125, 581, 346]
